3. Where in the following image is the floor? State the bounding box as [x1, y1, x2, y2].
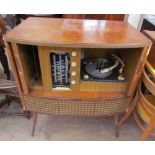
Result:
[0, 64, 154, 141]
[0, 99, 154, 141]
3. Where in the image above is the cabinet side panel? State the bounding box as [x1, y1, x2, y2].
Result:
[127, 45, 151, 97]
[4, 39, 25, 109]
[11, 43, 29, 94]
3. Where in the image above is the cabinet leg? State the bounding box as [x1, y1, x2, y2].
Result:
[119, 90, 139, 126]
[31, 112, 38, 136]
[114, 114, 119, 137]
[119, 107, 134, 126]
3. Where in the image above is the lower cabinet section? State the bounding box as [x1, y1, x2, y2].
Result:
[23, 95, 131, 116]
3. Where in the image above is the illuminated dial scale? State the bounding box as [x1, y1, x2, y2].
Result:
[50, 51, 77, 89]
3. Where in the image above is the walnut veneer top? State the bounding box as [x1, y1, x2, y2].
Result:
[5, 17, 151, 47]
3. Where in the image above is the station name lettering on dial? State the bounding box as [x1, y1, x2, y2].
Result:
[50, 52, 70, 89]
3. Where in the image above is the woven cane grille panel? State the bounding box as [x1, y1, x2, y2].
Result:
[23, 96, 130, 116]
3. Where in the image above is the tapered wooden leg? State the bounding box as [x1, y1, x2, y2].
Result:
[119, 90, 139, 126]
[31, 112, 38, 136]
[140, 114, 155, 141]
[114, 114, 119, 137]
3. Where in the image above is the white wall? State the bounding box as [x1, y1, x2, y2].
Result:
[126, 14, 145, 30]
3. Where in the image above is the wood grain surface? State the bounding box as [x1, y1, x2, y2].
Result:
[5, 17, 151, 48]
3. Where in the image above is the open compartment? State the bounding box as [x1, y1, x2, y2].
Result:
[17, 44, 43, 89]
[80, 48, 143, 92]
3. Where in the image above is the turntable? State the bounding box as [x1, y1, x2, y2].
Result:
[81, 54, 125, 82]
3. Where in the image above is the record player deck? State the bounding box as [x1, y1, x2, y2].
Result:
[81, 54, 126, 82]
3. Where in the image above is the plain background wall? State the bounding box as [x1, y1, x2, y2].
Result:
[126, 14, 147, 30]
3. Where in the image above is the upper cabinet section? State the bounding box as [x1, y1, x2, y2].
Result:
[5, 17, 151, 48]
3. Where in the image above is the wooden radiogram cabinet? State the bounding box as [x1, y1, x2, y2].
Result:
[4, 17, 151, 136]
